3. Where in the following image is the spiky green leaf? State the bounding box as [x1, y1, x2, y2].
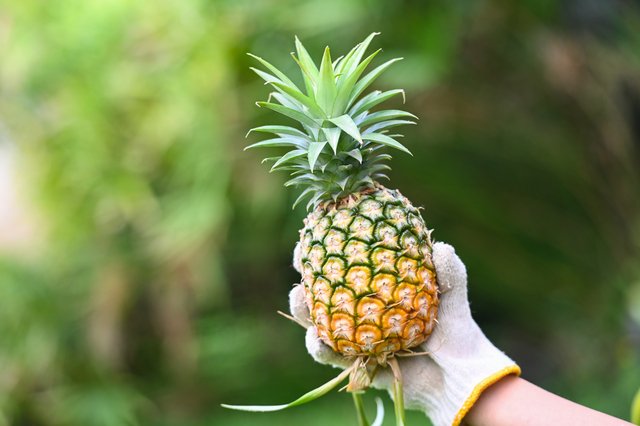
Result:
[271, 149, 307, 171]
[271, 82, 325, 118]
[349, 89, 405, 116]
[332, 55, 344, 70]
[250, 67, 282, 85]
[245, 136, 307, 150]
[337, 33, 380, 78]
[359, 110, 417, 127]
[248, 35, 417, 210]
[348, 58, 403, 108]
[316, 47, 337, 112]
[269, 92, 302, 110]
[328, 114, 362, 144]
[257, 102, 318, 128]
[363, 133, 412, 155]
[293, 36, 319, 95]
[285, 173, 322, 187]
[292, 187, 316, 209]
[246, 125, 308, 138]
[363, 119, 416, 134]
[346, 149, 363, 163]
[322, 127, 341, 153]
[307, 141, 327, 171]
[306, 191, 326, 210]
[248, 53, 298, 88]
[333, 49, 381, 115]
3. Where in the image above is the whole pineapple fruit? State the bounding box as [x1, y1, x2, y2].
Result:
[248, 33, 439, 364]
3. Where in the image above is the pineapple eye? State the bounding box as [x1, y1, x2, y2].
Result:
[312, 278, 332, 305]
[359, 200, 383, 220]
[331, 314, 355, 340]
[386, 314, 403, 334]
[408, 214, 425, 235]
[400, 231, 421, 258]
[414, 293, 430, 318]
[346, 266, 371, 287]
[313, 303, 330, 328]
[302, 263, 315, 281]
[402, 319, 425, 343]
[332, 210, 352, 229]
[310, 245, 324, 260]
[355, 325, 382, 351]
[356, 297, 385, 324]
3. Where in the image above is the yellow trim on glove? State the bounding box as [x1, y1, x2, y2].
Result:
[451, 365, 521, 426]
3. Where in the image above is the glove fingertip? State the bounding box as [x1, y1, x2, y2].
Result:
[432, 241, 455, 257]
[305, 327, 350, 368]
[293, 242, 303, 273]
[432, 242, 467, 293]
[305, 327, 332, 363]
[289, 284, 311, 324]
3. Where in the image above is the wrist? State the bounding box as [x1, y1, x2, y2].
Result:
[422, 328, 520, 426]
[449, 365, 521, 426]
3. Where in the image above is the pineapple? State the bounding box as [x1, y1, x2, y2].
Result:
[296, 185, 438, 361]
[224, 33, 439, 422]
[248, 33, 439, 362]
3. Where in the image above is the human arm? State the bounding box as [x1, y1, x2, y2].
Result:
[290, 242, 632, 426]
[465, 375, 632, 426]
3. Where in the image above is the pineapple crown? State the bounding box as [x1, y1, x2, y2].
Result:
[246, 33, 416, 210]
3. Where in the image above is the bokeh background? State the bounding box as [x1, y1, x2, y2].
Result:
[1, 0, 640, 425]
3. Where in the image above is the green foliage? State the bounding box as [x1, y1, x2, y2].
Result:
[0, 0, 639, 425]
[247, 34, 415, 209]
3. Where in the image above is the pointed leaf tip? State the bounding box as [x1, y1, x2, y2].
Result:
[307, 141, 327, 172]
[329, 115, 362, 144]
[323, 127, 341, 153]
[317, 46, 337, 112]
[363, 133, 412, 155]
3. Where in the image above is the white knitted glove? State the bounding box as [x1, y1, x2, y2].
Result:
[289, 242, 520, 426]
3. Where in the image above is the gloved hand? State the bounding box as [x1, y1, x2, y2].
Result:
[289, 242, 520, 426]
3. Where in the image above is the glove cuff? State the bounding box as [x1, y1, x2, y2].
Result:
[423, 331, 521, 426]
[450, 364, 521, 426]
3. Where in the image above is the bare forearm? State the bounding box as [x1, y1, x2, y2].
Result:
[464, 376, 632, 426]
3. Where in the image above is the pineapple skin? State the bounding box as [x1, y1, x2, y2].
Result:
[297, 185, 439, 359]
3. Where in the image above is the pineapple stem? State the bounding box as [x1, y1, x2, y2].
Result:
[276, 310, 309, 329]
[352, 392, 370, 426]
[388, 358, 406, 426]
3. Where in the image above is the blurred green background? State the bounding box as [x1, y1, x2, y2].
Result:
[1, 0, 639, 425]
